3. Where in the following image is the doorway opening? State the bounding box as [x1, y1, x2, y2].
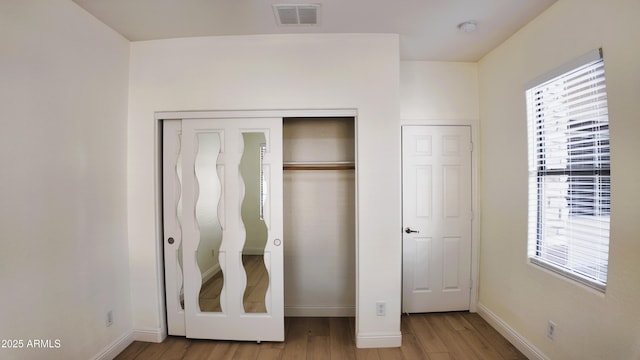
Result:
[158, 110, 358, 342]
[402, 125, 475, 313]
[283, 117, 356, 317]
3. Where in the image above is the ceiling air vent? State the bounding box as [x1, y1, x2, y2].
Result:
[273, 4, 320, 26]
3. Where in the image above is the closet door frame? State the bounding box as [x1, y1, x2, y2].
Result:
[400, 118, 480, 313]
[154, 109, 359, 340]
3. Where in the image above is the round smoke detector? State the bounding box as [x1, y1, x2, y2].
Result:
[458, 21, 478, 33]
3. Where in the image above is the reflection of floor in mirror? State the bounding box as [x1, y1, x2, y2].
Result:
[198, 268, 223, 312]
[241, 255, 269, 313]
[196, 254, 268, 313]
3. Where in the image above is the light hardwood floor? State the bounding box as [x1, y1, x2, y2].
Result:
[115, 313, 526, 359]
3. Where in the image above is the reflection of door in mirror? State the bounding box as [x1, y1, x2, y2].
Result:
[194, 132, 224, 313]
[240, 132, 269, 313]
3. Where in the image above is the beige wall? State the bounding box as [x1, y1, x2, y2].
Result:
[0, 0, 131, 359]
[400, 61, 479, 121]
[127, 34, 401, 347]
[477, 0, 640, 358]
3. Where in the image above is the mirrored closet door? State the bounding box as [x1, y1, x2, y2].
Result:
[163, 118, 284, 341]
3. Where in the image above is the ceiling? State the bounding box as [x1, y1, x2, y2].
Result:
[72, 0, 557, 62]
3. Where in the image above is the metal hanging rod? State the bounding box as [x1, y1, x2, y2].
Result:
[283, 161, 355, 171]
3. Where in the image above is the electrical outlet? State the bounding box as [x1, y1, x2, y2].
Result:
[547, 321, 556, 340]
[376, 302, 386, 316]
[106, 311, 113, 327]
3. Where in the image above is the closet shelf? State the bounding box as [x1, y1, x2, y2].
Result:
[283, 161, 355, 171]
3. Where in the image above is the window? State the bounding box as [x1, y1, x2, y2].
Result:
[526, 49, 610, 291]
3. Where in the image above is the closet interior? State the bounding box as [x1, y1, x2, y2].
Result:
[283, 117, 356, 317]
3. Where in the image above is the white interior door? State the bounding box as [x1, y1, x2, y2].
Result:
[163, 117, 284, 341]
[402, 126, 472, 313]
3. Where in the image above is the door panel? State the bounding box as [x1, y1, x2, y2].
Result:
[415, 167, 432, 218]
[443, 165, 461, 217]
[162, 120, 185, 336]
[164, 118, 284, 341]
[402, 126, 472, 313]
[413, 237, 431, 291]
[442, 236, 461, 290]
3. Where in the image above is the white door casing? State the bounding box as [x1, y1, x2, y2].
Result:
[163, 117, 284, 341]
[402, 125, 472, 313]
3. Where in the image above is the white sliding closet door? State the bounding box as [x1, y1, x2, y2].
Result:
[163, 118, 284, 341]
[163, 120, 185, 336]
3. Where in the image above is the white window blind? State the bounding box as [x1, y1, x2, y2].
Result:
[526, 49, 610, 292]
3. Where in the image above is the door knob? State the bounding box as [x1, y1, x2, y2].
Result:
[404, 227, 419, 234]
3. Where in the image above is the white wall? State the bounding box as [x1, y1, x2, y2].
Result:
[128, 34, 401, 347]
[0, 1, 131, 359]
[400, 61, 479, 121]
[477, 0, 640, 358]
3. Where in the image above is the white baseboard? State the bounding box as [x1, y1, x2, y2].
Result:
[133, 327, 166, 343]
[242, 247, 264, 256]
[356, 332, 402, 348]
[477, 303, 549, 360]
[91, 330, 134, 360]
[202, 263, 221, 284]
[285, 305, 355, 317]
